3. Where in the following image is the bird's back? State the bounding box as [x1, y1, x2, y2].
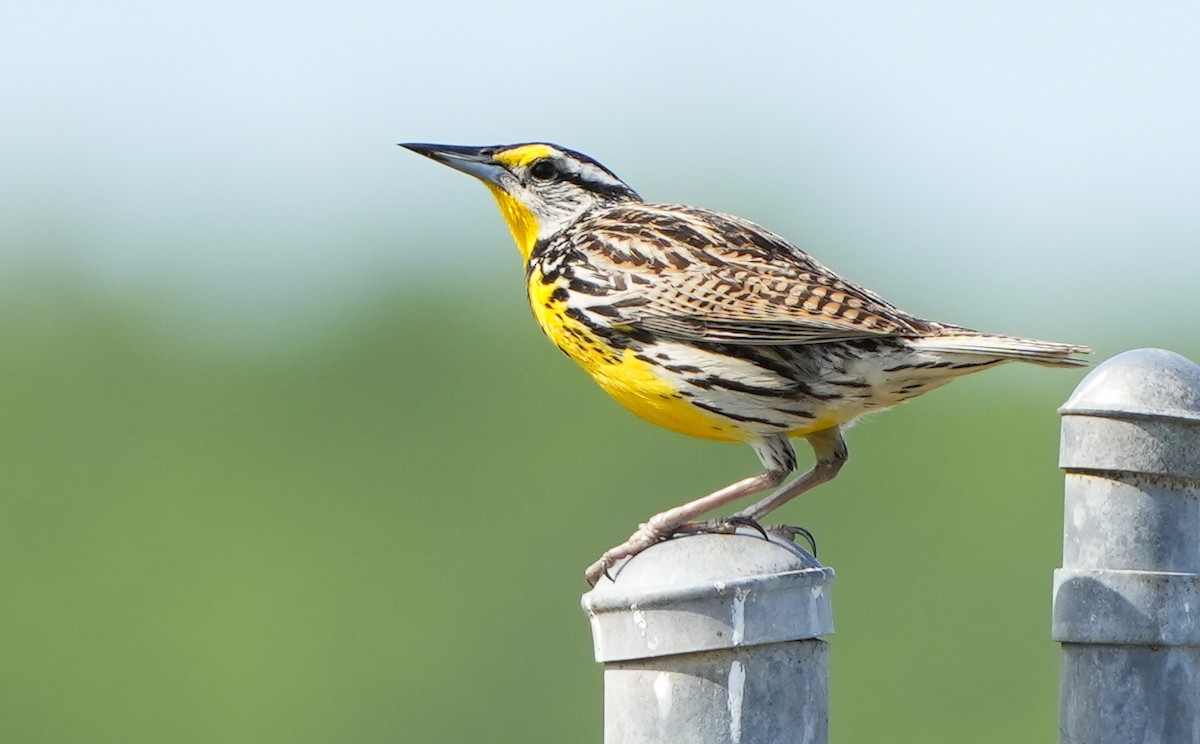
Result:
[537, 202, 937, 343]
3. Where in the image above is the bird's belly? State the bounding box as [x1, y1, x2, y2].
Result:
[529, 316, 836, 441]
[588, 351, 748, 441]
[588, 343, 847, 441]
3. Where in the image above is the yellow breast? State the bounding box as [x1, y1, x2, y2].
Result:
[527, 270, 743, 442]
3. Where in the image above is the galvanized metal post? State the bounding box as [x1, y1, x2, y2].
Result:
[581, 531, 834, 744]
[1055, 348, 1200, 744]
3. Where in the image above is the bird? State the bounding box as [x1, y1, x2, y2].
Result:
[400, 141, 1089, 585]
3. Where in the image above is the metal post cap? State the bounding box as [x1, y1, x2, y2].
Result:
[581, 532, 834, 663]
[1060, 348, 1200, 478]
[1061, 347, 1200, 421]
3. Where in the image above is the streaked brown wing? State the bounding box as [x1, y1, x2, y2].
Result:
[572, 204, 936, 345]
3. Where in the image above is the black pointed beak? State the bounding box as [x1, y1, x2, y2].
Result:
[399, 142, 507, 187]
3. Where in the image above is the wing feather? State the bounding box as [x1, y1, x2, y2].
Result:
[567, 204, 936, 345]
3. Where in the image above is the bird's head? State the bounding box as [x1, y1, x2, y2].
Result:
[401, 142, 641, 262]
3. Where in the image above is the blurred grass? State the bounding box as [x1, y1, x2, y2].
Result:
[0, 279, 1189, 743]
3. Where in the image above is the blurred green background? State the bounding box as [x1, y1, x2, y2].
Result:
[3, 1, 1198, 742]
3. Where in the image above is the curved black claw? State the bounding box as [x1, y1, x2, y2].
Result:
[723, 515, 771, 541]
[768, 524, 818, 556]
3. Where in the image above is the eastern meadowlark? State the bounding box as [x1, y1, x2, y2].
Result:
[401, 141, 1089, 585]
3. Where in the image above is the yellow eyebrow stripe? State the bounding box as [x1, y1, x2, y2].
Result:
[494, 144, 553, 168]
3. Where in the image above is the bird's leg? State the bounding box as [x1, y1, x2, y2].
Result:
[585, 436, 796, 585]
[730, 427, 848, 521]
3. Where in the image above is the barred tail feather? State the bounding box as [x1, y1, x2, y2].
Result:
[908, 334, 1091, 368]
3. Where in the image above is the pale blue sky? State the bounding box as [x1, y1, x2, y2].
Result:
[2, 1, 1197, 343]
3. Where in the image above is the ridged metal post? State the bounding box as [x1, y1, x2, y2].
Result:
[1055, 348, 1200, 744]
[581, 531, 834, 744]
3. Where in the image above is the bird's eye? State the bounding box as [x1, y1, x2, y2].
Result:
[529, 159, 558, 181]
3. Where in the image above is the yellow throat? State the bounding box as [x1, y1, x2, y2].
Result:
[486, 185, 539, 263]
